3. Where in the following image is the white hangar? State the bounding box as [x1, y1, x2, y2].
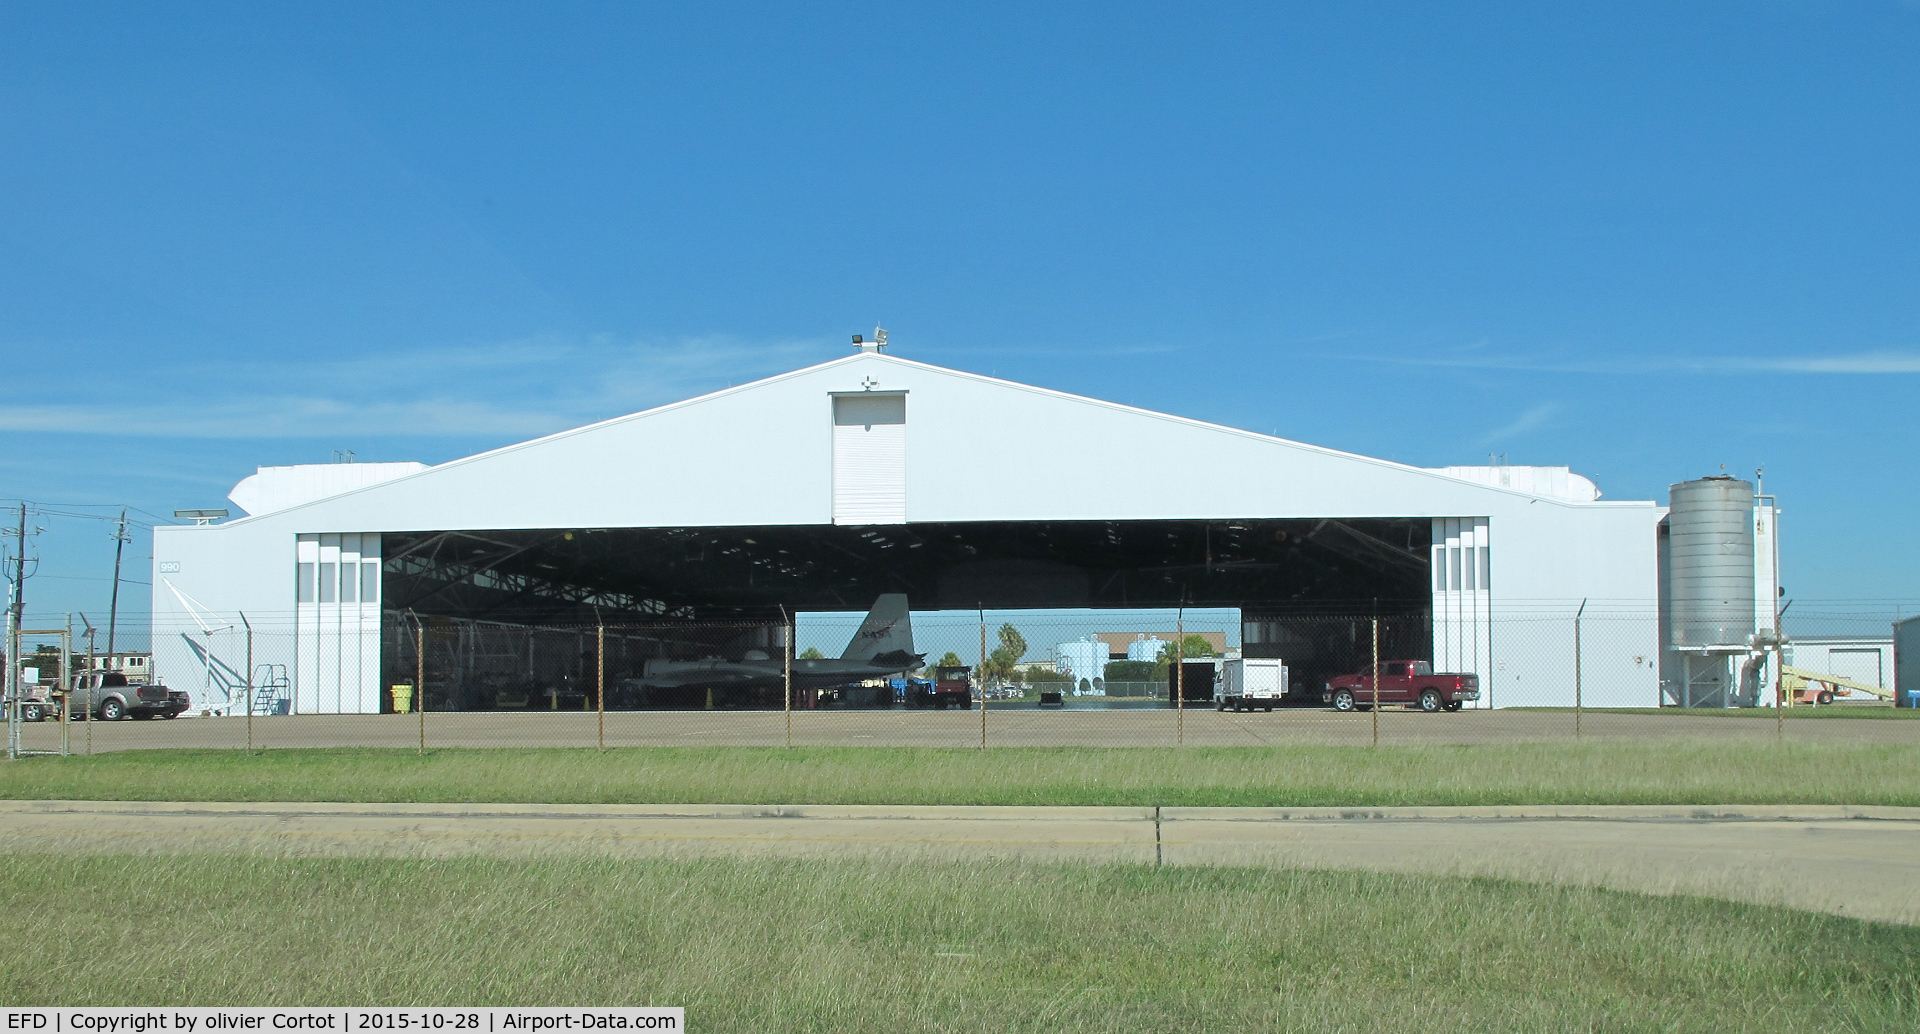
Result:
[152, 344, 1674, 714]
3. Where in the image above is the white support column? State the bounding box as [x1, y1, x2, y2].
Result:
[357, 534, 382, 714]
[295, 535, 320, 714]
[317, 534, 341, 713]
[1431, 518, 1452, 675]
[339, 534, 365, 713]
[1432, 517, 1494, 707]
[1471, 518, 1492, 706]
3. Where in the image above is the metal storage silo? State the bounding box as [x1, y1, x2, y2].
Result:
[1668, 477, 1757, 650]
[1127, 637, 1170, 662]
[1055, 639, 1109, 692]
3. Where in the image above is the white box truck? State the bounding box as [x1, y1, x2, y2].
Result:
[1217, 658, 1287, 712]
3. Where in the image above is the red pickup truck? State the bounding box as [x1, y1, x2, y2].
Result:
[1323, 661, 1479, 713]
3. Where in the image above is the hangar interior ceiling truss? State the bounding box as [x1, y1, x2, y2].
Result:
[381, 518, 1435, 625]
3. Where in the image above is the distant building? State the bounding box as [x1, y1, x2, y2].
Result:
[1092, 632, 1228, 660]
[1786, 637, 1892, 690]
[1125, 636, 1170, 662]
[1894, 617, 1918, 709]
[96, 652, 152, 677]
[19, 650, 153, 684]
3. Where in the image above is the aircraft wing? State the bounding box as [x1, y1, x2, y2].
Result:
[634, 662, 781, 690]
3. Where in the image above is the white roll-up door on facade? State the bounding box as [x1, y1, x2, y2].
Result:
[295, 532, 383, 714]
[1825, 649, 1885, 688]
[1431, 517, 1492, 706]
[832, 392, 907, 525]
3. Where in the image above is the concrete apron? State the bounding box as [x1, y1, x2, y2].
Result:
[4, 800, 1917, 925]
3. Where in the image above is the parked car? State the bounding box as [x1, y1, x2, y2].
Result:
[1323, 661, 1479, 713]
[24, 670, 192, 721]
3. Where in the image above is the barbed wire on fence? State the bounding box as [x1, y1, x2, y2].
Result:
[10, 601, 1912, 757]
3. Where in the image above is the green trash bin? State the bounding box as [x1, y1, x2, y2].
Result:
[391, 684, 414, 714]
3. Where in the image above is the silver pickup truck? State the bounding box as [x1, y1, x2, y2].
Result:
[20, 670, 190, 721]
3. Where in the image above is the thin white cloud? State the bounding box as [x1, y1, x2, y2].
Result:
[0, 397, 572, 438]
[0, 334, 833, 438]
[1756, 352, 1920, 373]
[1478, 403, 1557, 446]
[1362, 349, 1920, 375]
[936, 342, 1186, 358]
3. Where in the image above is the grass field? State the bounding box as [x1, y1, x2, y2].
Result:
[3, 741, 1916, 806]
[1519, 706, 1920, 719]
[1, 855, 1912, 1031]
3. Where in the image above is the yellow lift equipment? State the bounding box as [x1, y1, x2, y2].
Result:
[1779, 665, 1892, 707]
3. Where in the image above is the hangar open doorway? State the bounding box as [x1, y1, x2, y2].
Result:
[357, 517, 1469, 712]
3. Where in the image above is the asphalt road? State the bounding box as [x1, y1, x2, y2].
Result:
[3, 800, 1915, 924]
[12, 707, 1918, 752]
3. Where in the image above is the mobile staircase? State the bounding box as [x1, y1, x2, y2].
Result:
[250, 664, 292, 715]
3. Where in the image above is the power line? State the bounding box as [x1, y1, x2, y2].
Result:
[0, 500, 182, 529]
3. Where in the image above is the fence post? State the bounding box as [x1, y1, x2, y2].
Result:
[1574, 598, 1586, 740]
[415, 616, 425, 756]
[597, 621, 606, 752]
[1764, 479, 1784, 743]
[978, 609, 988, 750]
[1370, 616, 1380, 749]
[1774, 641, 1785, 744]
[1486, 605, 1496, 711]
[1176, 608, 1185, 747]
[4, 573, 16, 762]
[783, 609, 793, 749]
[979, 615, 988, 751]
[58, 619, 71, 757]
[241, 612, 253, 753]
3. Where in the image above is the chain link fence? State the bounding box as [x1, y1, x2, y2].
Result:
[8, 605, 1917, 755]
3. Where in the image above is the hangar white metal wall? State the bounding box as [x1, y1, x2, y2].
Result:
[152, 351, 1667, 711]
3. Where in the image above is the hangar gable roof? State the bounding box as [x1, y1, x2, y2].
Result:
[225, 352, 1642, 532]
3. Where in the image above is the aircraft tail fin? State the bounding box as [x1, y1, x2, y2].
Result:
[840, 594, 914, 662]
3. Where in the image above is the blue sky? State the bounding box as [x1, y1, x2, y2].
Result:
[4, 1, 1918, 630]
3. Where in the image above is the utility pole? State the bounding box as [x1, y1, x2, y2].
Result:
[106, 509, 128, 660]
[11, 504, 23, 620]
[8, 505, 25, 730]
